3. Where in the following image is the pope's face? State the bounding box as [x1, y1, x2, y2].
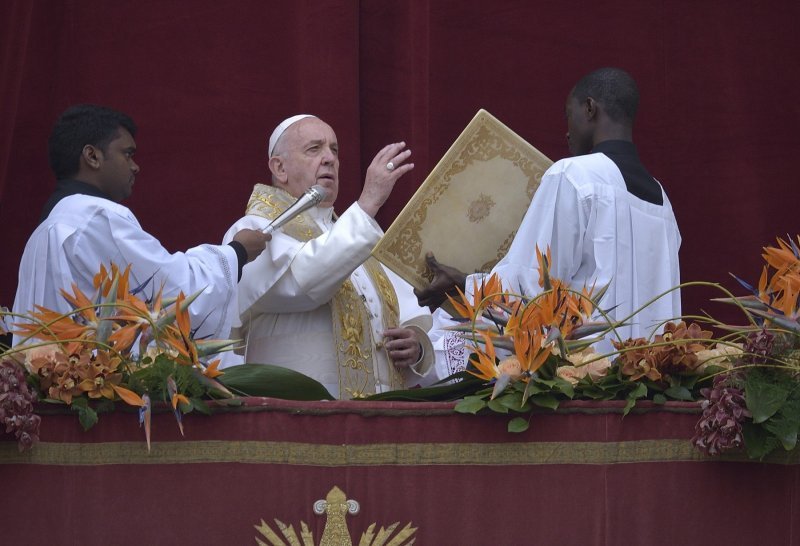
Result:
[96, 127, 139, 202]
[273, 118, 339, 207]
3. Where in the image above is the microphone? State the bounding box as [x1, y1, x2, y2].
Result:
[261, 185, 329, 235]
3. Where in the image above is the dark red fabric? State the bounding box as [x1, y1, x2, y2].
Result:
[1, 399, 798, 545]
[2, 1, 799, 321]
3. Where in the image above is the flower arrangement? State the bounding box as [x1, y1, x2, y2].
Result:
[0, 263, 332, 450]
[3, 236, 798, 461]
[692, 235, 800, 458]
[0, 263, 336, 452]
[443, 237, 800, 460]
[0, 264, 239, 451]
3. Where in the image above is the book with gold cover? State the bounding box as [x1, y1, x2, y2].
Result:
[372, 109, 552, 311]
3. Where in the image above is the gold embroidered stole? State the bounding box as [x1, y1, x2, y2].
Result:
[245, 184, 403, 398]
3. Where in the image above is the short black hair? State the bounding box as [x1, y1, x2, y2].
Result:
[48, 104, 137, 179]
[571, 67, 639, 124]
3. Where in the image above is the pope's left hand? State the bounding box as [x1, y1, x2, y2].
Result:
[383, 327, 421, 369]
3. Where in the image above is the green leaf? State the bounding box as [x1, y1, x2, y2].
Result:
[742, 422, 780, 460]
[700, 364, 727, 377]
[508, 417, 530, 433]
[664, 385, 694, 401]
[190, 398, 211, 415]
[763, 397, 800, 451]
[497, 391, 531, 413]
[69, 397, 88, 409]
[653, 393, 667, 405]
[628, 382, 647, 399]
[530, 393, 559, 411]
[76, 405, 98, 431]
[623, 382, 647, 416]
[218, 364, 335, 401]
[364, 372, 484, 402]
[746, 371, 791, 424]
[454, 396, 487, 414]
[554, 378, 575, 399]
[487, 398, 510, 414]
[95, 399, 116, 414]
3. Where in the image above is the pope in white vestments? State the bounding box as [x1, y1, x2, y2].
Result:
[13, 104, 269, 346]
[223, 115, 435, 399]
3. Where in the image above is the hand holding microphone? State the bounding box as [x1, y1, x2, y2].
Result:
[261, 184, 329, 235]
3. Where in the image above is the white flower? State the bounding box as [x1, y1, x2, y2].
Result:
[556, 348, 611, 385]
[695, 343, 743, 374]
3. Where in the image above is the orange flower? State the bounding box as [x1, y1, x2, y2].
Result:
[25, 345, 65, 390]
[512, 327, 552, 376]
[77, 351, 124, 400]
[759, 236, 800, 319]
[111, 283, 167, 351]
[613, 321, 714, 381]
[47, 346, 92, 404]
[162, 292, 200, 367]
[613, 338, 662, 382]
[446, 273, 507, 321]
[93, 263, 132, 300]
[467, 332, 500, 382]
[202, 359, 224, 379]
[535, 245, 552, 289]
[14, 306, 91, 343]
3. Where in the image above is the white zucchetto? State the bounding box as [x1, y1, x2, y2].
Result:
[268, 114, 317, 157]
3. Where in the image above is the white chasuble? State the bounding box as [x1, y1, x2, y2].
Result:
[223, 184, 434, 399]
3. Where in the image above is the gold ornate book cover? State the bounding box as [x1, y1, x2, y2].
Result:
[372, 109, 552, 313]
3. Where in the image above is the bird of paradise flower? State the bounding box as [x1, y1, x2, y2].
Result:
[715, 234, 800, 335]
[11, 262, 236, 450]
[446, 245, 612, 402]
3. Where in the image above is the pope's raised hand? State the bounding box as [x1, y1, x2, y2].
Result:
[358, 142, 414, 217]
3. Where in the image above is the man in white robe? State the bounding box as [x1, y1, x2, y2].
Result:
[223, 115, 435, 399]
[418, 67, 681, 359]
[13, 104, 269, 345]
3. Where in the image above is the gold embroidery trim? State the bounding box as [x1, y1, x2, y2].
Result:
[246, 183, 320, 241]
[331, 279, 375, 398]
[4, 439, 798, 466]
[362, 259, 402, 392]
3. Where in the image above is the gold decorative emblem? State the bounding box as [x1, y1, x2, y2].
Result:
[254, 486, 418, 545]
[467, 193, 495, 223]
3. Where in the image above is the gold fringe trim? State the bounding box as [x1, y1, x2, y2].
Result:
[2, 439, 798, 466]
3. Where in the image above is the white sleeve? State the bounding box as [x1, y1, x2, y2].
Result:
[230, 202, 383, 315]
[68, 206, 239, 340]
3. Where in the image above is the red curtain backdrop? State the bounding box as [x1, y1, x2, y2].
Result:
[1, 0, 799, 320]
